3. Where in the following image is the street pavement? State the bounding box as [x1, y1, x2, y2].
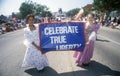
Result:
[0, 26, 120, 76]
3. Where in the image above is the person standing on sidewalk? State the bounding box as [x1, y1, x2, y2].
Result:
[73, 9, 100, 67]
[22, 14, 49, 71]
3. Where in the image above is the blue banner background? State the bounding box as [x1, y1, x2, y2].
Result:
[39, 22, 85, 53]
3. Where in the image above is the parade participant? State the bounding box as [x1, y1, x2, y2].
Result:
[44, 14, 51, 23]
[74, 9, 100, 66]
[22, 14, 49, 71]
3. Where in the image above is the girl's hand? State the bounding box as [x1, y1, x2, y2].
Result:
[36, 46, 41, 51]
[32, 42, 41, 51]
[78, 9, 84, 15]
[86, 41, 90, 45]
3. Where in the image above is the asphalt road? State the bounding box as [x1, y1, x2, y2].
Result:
[0, 26, 120, 76]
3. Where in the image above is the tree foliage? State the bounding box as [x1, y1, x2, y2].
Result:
[93, 0, 120, 14]
[19, 1, 52, 19]
[19, 1, 34, 19]
[66, 8, 80, 17]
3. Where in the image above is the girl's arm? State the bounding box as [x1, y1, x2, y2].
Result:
[74, 9, 84, 20]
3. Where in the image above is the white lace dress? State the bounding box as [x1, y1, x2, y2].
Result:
[22, 25, 49, 70]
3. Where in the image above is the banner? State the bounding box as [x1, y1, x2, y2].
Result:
[39, 22, 86, 53]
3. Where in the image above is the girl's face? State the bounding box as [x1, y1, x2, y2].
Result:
[87, 14, 94, 22]
[28, 17, 34, 25]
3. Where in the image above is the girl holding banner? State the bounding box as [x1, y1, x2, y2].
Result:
[22, 14, 49, 71]
[74, 9, 100, 66]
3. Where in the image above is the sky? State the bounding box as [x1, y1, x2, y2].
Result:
[0, 0, 93, 16]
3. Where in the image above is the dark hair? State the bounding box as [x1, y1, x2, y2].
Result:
[26, 14, 35, 22]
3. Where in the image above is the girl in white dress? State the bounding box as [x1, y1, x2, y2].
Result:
[22, 14, 49, 71]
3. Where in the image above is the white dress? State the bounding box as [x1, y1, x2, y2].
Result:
[22, 25, 49, 70]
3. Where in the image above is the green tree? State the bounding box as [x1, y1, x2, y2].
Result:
[12, 12, 17, 18]
[19, 1, 52, 19]
[34, 3, 52, 17]
[41, 11, 52, 17]
[0, 15, 7, 25]
[19, 1, 34, 19]
[66, 8, 80, 17]
[11, 12, 22, 19]
[93, 0, 120, 15]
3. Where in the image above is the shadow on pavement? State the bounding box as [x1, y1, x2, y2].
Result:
[25, 66, 59, 76]
[60, 61, 120, 76]
[25, 61, 120, 76]
[96, 38, 110, 42]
